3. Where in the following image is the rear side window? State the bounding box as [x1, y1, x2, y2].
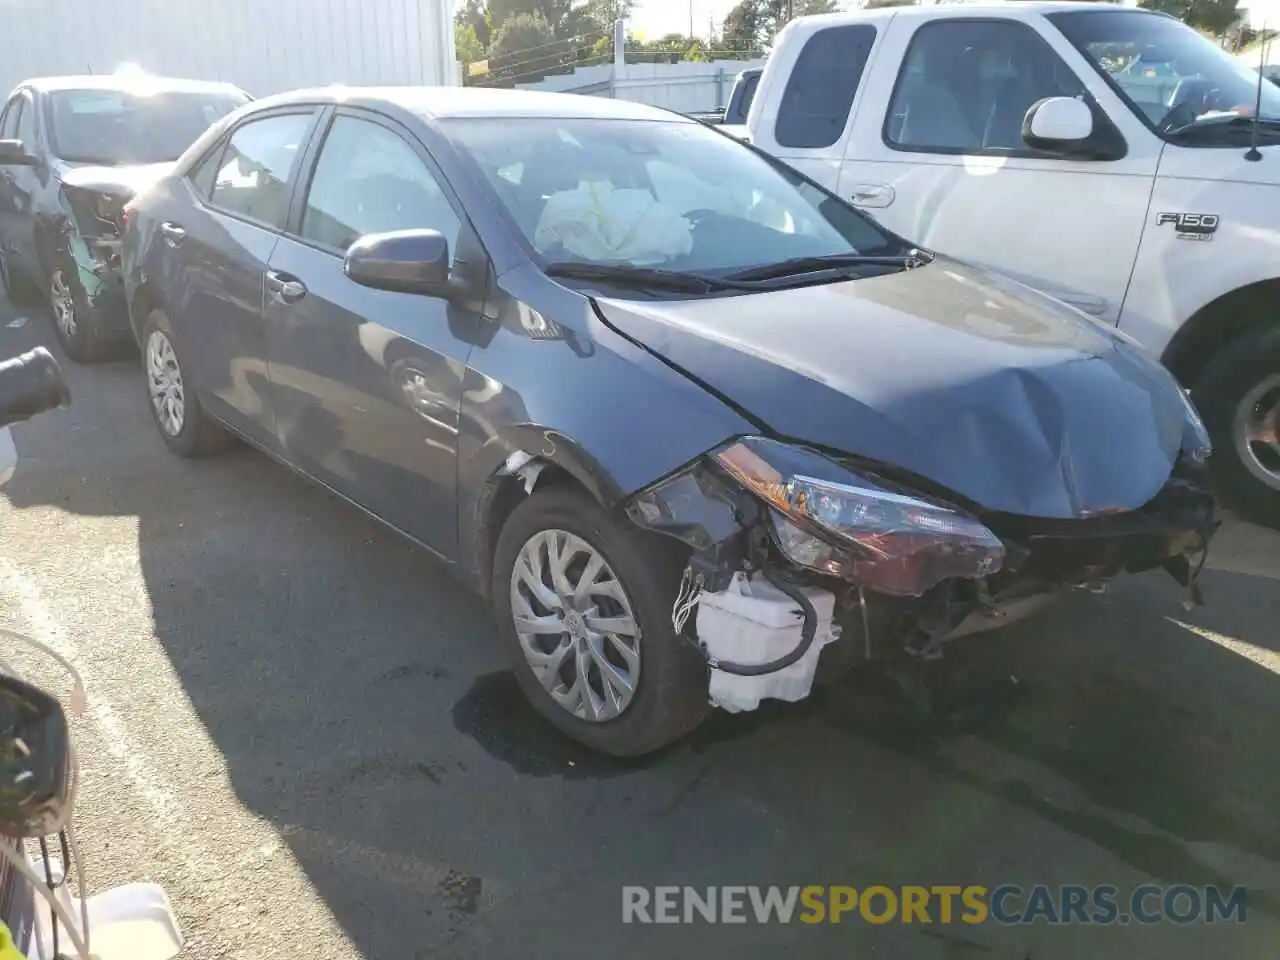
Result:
[209, 112, 313, 229]
[775, 25, 877, 149]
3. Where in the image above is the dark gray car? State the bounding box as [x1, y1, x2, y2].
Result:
[121, 87, 1217, 756]
[0, 75, 247, 361]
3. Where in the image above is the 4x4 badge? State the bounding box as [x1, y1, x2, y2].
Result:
[1156, 213, 1219, 240]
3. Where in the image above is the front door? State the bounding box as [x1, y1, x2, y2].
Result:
[263, 110, 477, 557]
[0, 93, 38, 283]
[160, 109, 316, 446]
[840, 16, 1159, 324]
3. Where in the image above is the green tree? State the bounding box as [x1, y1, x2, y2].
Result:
[864, 0, 917, 7]
[455, 22, 486, 66]
[489, 11, 567, 84]
[720, 0, 772, 55]
[794, 0, 839, 15]
[1138, 0, 1240, 34]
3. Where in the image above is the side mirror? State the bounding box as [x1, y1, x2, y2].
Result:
[0, 139, 37, 167]
[1022, 97, 1099, 156]
[344, 229, 451, 296]
[0, 674, 74, 838]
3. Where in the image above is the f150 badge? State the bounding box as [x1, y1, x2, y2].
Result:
[1156, 212, 1219, 240]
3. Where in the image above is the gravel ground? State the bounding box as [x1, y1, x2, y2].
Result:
[1, 300, 1278, 960]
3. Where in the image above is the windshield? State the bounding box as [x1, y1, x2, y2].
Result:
[442, 117, 902, 278]
[1050, 10, 1280, 137]
[48, 89, 248, 165]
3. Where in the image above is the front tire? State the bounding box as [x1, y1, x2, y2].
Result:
[1193, 325, 1280, 528]
[492, 487, 709, 757]
[47, 253, 106, 364]
[141, 310, 233, 457]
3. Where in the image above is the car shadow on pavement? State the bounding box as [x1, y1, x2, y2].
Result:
[3, 318, 1280, 959]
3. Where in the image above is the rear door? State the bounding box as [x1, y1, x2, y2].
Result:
[157, 108, 319, 447]
[0, 92, 38, 281]
[840, 15, 1159, 323]
[263, 109, 480, 557]
[747, 23, 881, 190]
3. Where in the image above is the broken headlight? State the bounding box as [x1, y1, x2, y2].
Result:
[711, 437, 1005, 597]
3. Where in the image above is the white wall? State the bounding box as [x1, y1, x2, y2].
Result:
[0, 0, 457, 98]
[518, 59, 766, 113]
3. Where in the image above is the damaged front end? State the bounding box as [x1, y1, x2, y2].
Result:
[51, 182, 134, 336]
[626, 436, 1218, 715]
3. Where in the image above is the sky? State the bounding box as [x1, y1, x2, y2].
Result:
[629, 0, 744, 42]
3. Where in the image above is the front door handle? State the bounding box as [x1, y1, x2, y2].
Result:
[159, 222, 186, 247]
[847, 183, 895, 209]
[265, 270, 307, 304]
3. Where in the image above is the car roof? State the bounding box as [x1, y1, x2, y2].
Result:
[21, 74, 246, 96]
[247, 85, 693, 122]
[788, 0, 1155, 26]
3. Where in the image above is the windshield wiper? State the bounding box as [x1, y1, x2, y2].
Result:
[1162, 114, 1280, 138]
[544, 262, 740, 294]
[723, 250, 933, 283]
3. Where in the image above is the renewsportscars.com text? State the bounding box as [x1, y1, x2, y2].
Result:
[622, 884, 1248, 926]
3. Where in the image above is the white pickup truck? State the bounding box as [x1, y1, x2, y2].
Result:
[743, 1, 1280, 525]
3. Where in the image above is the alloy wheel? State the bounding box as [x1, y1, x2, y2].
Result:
[509, 529, 642, 722]
[146, 330, 186, 438]
[1233, 373, 1280, 493]
[49, 268, 77, 340]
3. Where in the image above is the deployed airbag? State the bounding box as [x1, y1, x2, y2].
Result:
[535, 183, 693, 264]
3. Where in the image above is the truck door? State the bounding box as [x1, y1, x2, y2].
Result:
[840, 15, 1159, 324]
[747, 22, 880, 190]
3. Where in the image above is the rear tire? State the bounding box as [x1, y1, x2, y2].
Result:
[1192, 324, 1280, 529]
[141, 310, 233, 457]
[492, 487, 709, 757]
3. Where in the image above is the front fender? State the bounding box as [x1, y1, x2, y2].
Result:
[454, 266, 756, 594]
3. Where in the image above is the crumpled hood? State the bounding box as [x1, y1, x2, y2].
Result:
[59, 162, 175, 200]
[594, 259, 1190, 519]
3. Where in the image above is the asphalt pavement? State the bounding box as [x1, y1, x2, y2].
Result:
[1, 296, 1279, 960]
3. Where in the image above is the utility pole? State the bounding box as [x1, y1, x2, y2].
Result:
[689, 0, 694, 38]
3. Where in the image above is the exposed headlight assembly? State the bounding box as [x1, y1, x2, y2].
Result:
[711, 437, 1005, 597]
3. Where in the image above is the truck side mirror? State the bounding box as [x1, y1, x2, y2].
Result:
[1021, 97, 1125, 162]
[1023, 97, 1093, 146]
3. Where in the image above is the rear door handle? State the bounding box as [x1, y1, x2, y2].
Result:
[847, 183, 895, 208]
[265, 270, 307, 304]
[159, 222, 186, 247]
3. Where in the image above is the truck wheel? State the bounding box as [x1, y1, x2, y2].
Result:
[491, 486, 709, 757]
[1192, 325, 1280, 528]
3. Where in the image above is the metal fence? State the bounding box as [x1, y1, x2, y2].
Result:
[513, 58, 767, 114]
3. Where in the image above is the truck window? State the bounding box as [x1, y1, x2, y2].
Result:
[885, 19, 1085, 154]
[775, 24, 877, 150]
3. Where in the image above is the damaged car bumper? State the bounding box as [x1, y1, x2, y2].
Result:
[626, 436, 1217, 714]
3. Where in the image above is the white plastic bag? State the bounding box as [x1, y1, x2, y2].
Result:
[535, 182, 693, 265]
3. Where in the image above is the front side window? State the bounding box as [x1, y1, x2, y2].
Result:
[301, 115, 461, 254]
[48, 89, 248, 165]
[209, 113, 313, 228]
[886, 19, 1085, 153]
[1050, 10, 1280, 141]
[443, 116, 899, 276]
[14, 96, 35, 147]
[776, 25, 877, 149]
